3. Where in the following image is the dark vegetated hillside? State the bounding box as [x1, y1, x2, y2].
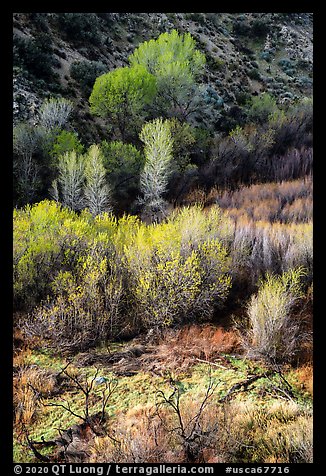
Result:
[13, 12, 313, 130]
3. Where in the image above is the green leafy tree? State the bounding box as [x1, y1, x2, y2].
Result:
[89, 64, 157, 140]
[247, 93, 279, 124]
[168, 118, 196, 172]
[50, 130, 84, 160]
[84, 144, 112, 216]
[139, 118, 173, 222]
[129, 29, 206, 119]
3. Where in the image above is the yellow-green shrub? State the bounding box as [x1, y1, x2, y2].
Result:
[14, 200, 74, 309]
[124, 206, 232, 329]
[14, 201, 232, 346]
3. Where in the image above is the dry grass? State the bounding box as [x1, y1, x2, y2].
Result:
[293, 365, 313, 396]
[89, 404, 176, 463]
[88, 395, 312, 463]
[13, 366, 57, 427]
[145, 325, 242, 372]
[13, 348, 32, 370]
[217, 400, 313, 463]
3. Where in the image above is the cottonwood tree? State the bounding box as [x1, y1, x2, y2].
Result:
[39, 97, 73, 132]
[139, 118, 173, 222]
[129, 30, 206, 120]
[52, 150, 85, 211]
[89, 64, 157, 140]
[84, 144, 112, 216]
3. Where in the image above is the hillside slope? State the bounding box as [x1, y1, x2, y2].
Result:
[13, 12, 313, 142]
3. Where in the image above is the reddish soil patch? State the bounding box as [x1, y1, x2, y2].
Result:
[74, 324, 242, 376]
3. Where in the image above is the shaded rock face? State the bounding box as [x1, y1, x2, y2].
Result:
[13, 76, 41, 125]
[13, 12, 313, 134]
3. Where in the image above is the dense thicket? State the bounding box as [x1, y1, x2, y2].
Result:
[14, 198, 312, 352]
[14, 202, 233, 348]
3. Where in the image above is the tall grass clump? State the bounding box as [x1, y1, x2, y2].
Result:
[245, 267, 306, 363]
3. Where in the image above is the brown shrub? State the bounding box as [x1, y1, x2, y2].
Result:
[13, 348, 32, 371]
[294, 366, 313, 396]
[88, 397, 312, 463]
[216, 177, 312, 224]
[13, 366, 57, 427]
[146, 325, 242, 372]
[89, 405, 175, 463]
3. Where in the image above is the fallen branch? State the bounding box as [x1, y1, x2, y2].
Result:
[22, 423, 51, 463]
[29, 437, 57, 448]
[219, 370, 274, 403]
[195, 358, 229, 370]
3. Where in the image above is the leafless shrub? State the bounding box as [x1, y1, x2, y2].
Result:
[269, 147, 313, 182]
[155, 372, 219, 462]
[216, 177, 312, 223]
[13, 123, 42, 204]
[39, 97, 73, 131]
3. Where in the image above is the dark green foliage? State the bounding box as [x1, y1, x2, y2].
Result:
[70, 60, 107, 96]
[205, 53, 225, 72]
[247, 68, 261, 81]
[235, 91, 251, 106]
[297, 58, 311, 71]
[57, 13, 102, 45]
[296, 76, 313, 89]
[278, 58, 296, 76]
[247, 93, 278, 124]
[28, 13, 50, 32]
[251, 19, 269, 38]
[233, 16, 270, 39]
[187, 13, 207, 25]
[203, 86, 224, 107]
[49, 130, 84, 161]
[13, 33, 60, 82]
[260, 50, 274, 62]
[100, 141, 144, 209]
[233, 19, 251, 36]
